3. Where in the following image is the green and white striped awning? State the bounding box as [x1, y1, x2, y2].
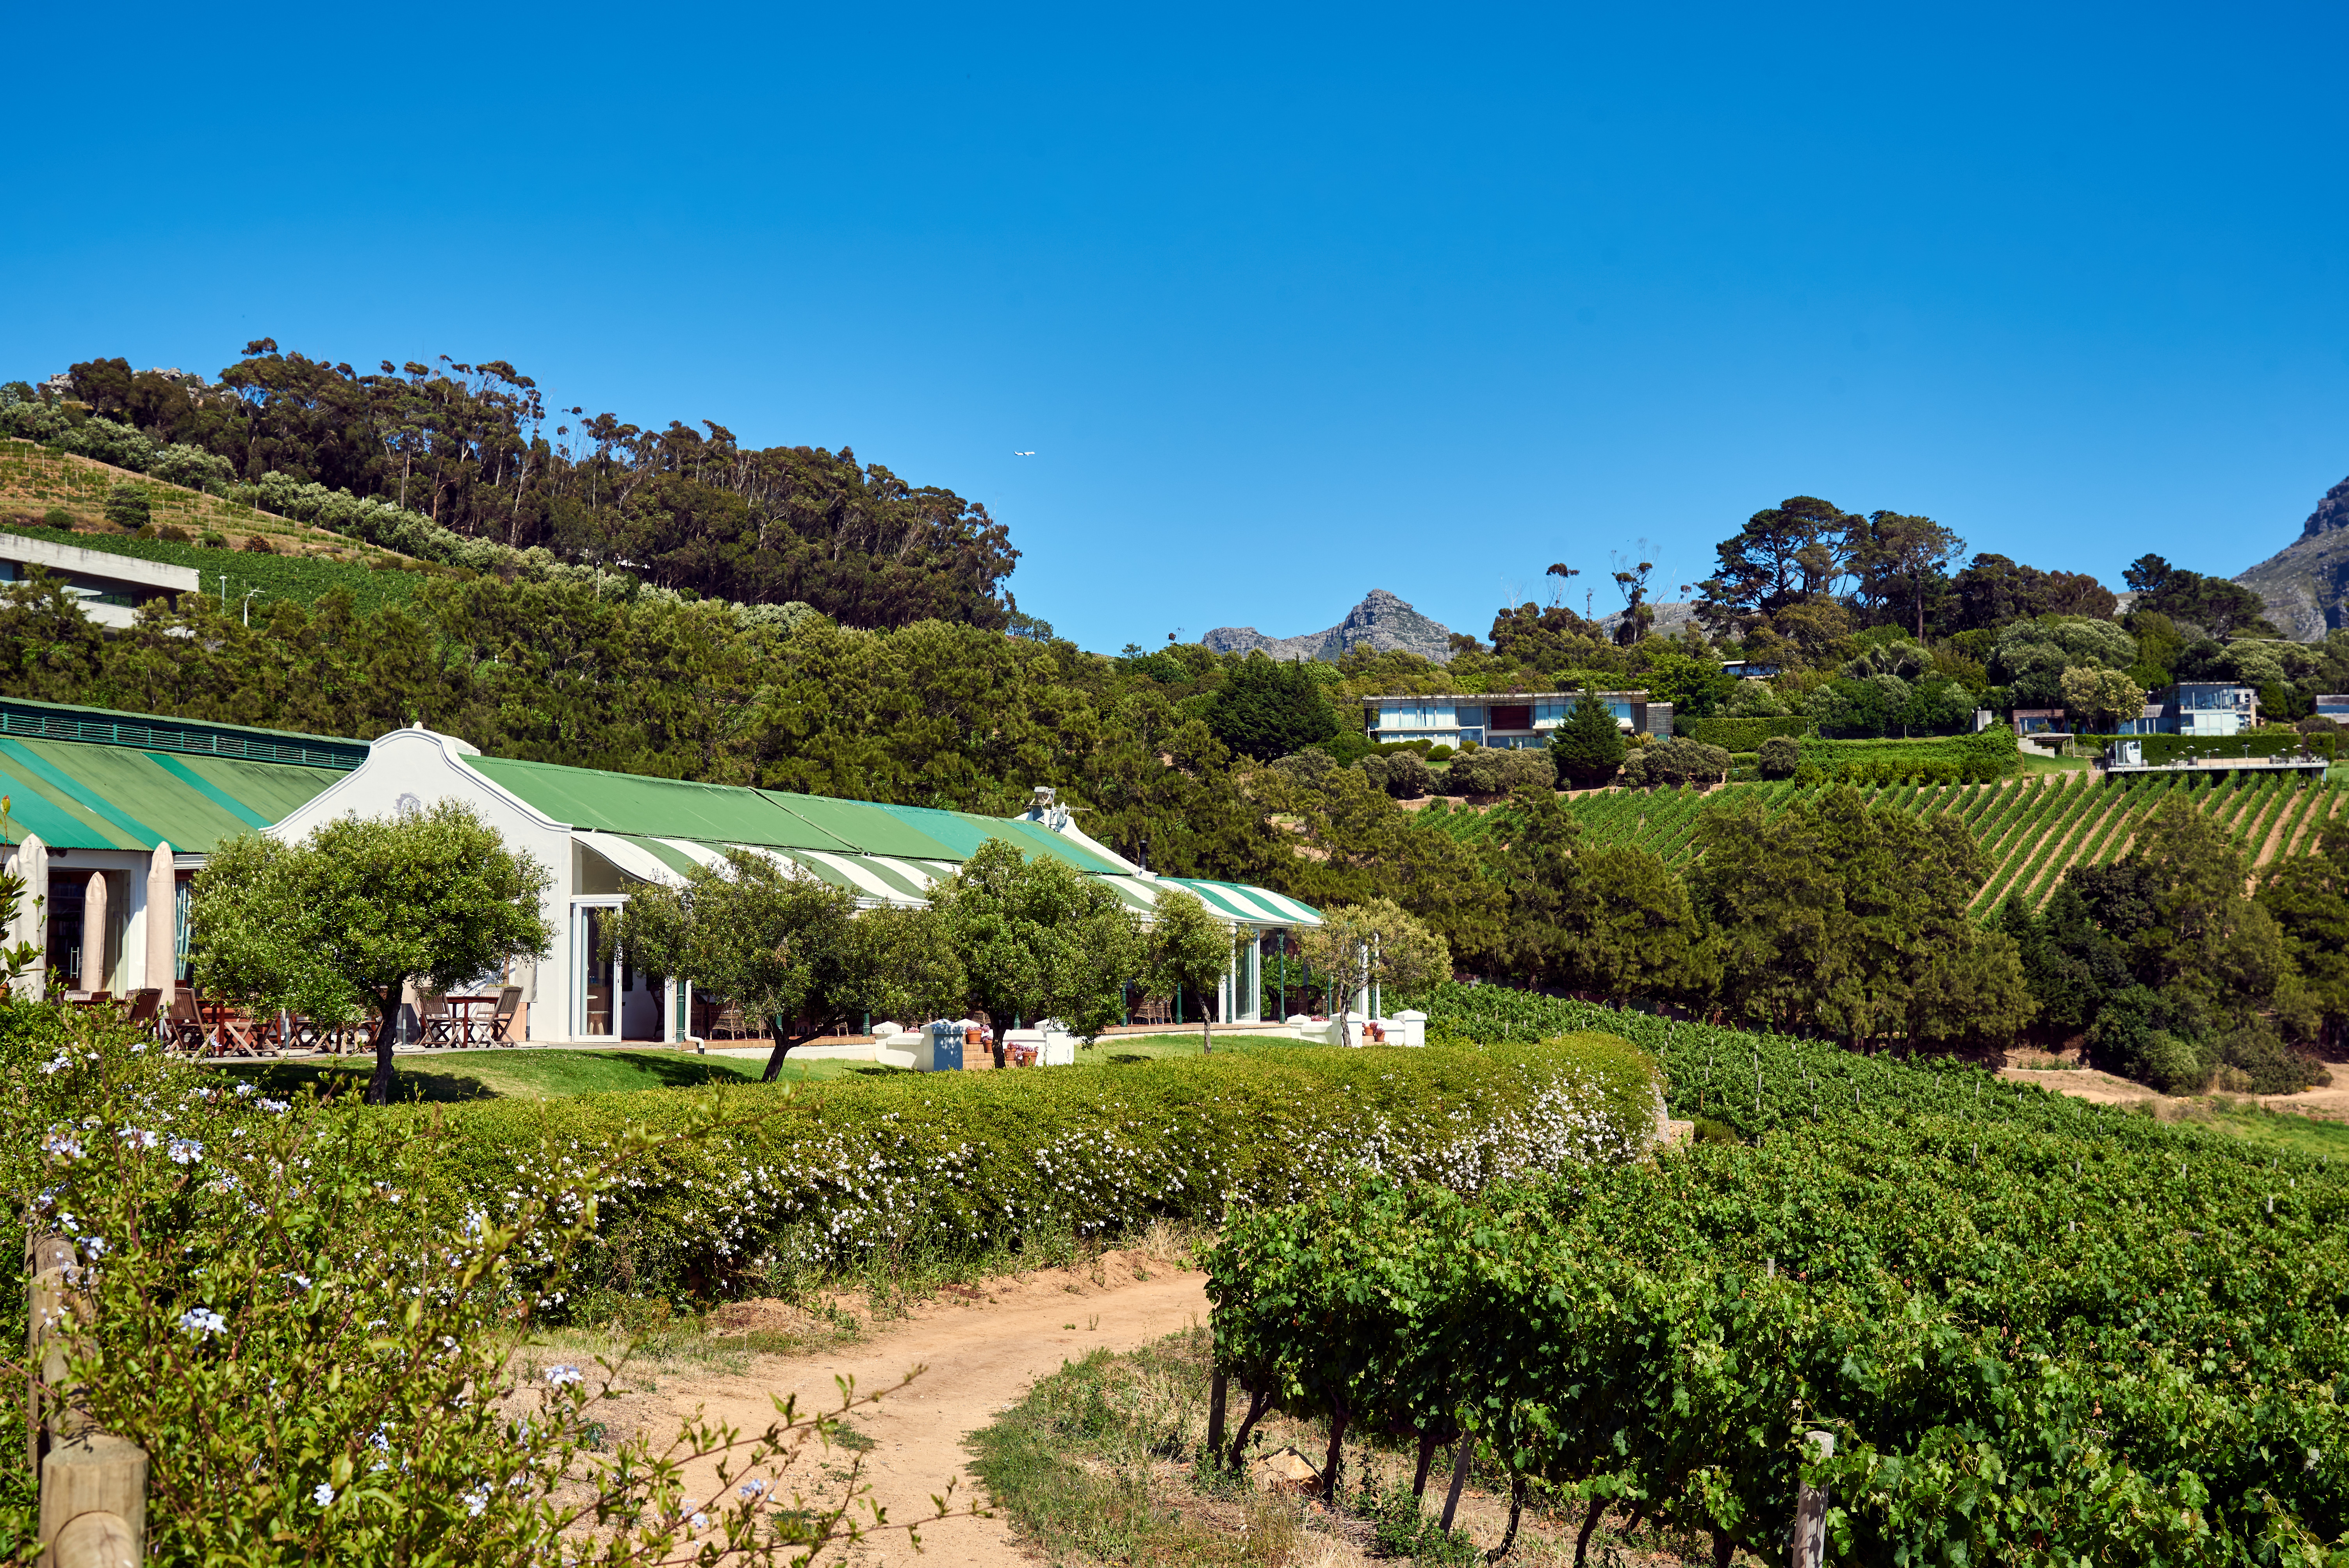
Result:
[574, 832, 1321, 925]
[576, 832, 953, 906]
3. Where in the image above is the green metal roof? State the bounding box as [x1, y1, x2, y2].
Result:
[0, 736, 345, 851]
[467, 756, 864, 852]
[0, 697, 369, 770]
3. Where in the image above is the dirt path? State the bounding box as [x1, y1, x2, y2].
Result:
[614, 1252, 1210, 1565]
[2001, 1064, 2349, 1120]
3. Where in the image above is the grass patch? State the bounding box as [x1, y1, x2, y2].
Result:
[2197, 1099, 2349, 1160]
[209, 1047, 874, 1102]
[970, 1327, 1300, 1567]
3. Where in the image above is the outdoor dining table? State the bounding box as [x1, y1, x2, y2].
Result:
[445, 995, 499, 1046]
[200, 998, 271, 1055]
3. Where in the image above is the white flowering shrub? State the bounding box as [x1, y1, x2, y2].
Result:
[0, 1003, 969, 1564]
[423, 1037, 1663, 1310]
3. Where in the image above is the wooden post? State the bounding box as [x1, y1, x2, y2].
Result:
[1792, 1430, 1834, 1568]
[41, 1434, 145, 1564]
[1206, 1370, 1228, 1466]
[27, 1234, 146, 1564]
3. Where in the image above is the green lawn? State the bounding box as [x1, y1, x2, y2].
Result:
[210, 1047, 877, 1102]
[195, 1028, 1355, 1102]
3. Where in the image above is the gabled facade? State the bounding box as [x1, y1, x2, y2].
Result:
[268, 726, 1322, 1044]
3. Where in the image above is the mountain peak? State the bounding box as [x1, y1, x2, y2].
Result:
[1202, 590, 1457, 664]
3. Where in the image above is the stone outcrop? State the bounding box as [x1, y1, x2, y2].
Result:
[2236, 473, 2349, 641]
[1203, 589, 1458, 664]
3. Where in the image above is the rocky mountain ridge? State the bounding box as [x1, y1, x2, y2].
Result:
[1202, 589, 1457, 664]
[2236, 472, 2349, 641]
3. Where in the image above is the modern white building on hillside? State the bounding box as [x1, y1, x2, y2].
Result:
[1360, 690, 1672, 749]
[0, 533, 199, 628]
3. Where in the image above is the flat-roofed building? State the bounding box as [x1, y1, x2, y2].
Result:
[0, 533, 200, 627]
[1360, 691, 1671, 749]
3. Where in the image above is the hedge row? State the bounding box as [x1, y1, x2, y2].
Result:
[1797, 723, 2019, 781]
[1675, 715, 1809, 750]
[2102, 729, 2337, 765]
[419, 1039, 1663, 1305]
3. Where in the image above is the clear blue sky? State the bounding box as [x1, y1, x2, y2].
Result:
[7, 2, 2347, 653]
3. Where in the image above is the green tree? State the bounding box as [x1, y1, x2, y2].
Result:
[616, 850, 948, 1079]
[2059, 665, 2147, 733]
[932, 837, 1144, 1049]
[1294, 898, 1451, 1045]
[103, 482, 151, 531]
[1689, 785, 2032, 1047]
[1694, 495, 1859, 634]
[1548, 688, 1627, 788]
[1639, 649, 1737, 719]
[189, 803, 554, 1103]
[2260, 823, 2349, 1052]
[1850, 511, 1964, 638]
[1560, 843, 1715, 1005]
[1143, 887, 1235, 1052]
[1206, 652, 1340, 761]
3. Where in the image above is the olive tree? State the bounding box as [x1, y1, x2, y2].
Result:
[190, 803, 554, 1104]
[617, 850, 963, 1080]
[1295, 898, 1451, 1046]
[932, 837, 1143, 1051]
[1144, 887, 1235, 1053]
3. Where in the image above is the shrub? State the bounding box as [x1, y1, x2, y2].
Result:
[1619, 736, 1731, 789]
[198, 529, 226, 546]
[3, 1003, 913, 1564]
[243, 532, 276, 552]
[1677, 715, 1808, 751]
[423, 1039, 1665, 1304]
[1496, 748, 1556, 793]
[1757, 735, 1800, 779]
[1447, 748, 1505, 795]
[1426, 744, 1454, 762]
[1383, 749, 1435, 798]
[102, 482, 150, 531]
[40, 507, 71, 530]
[155, 523, 191, 543]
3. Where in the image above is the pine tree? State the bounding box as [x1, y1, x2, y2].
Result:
[1549, 687, 1627, 788]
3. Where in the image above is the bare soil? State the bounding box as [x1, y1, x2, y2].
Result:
[2000, 1063, 2349, 1122]
[583, 1249, 1214, 1565]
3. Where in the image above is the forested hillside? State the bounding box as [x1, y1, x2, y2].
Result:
[2, 346, 1020, 630]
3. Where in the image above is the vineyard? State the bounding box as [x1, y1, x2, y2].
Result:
[1422, 772, 2344, 912]
[1212, 985, 2349, 1565]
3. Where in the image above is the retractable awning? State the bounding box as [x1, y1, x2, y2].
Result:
[573, 832, 953, 907]
[572, 832, 1319, 926]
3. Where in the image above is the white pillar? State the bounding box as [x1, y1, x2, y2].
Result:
[6, 835, 45, 1002]
[145, 843, 175, 1005]
[78, 872, 107, 996]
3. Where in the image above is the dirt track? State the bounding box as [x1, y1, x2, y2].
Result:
[2000, 1064, 2349, 1120]
[613, 1251, 1211, 1565]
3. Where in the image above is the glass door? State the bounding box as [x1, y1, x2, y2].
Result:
[572, 900, 624, 1040]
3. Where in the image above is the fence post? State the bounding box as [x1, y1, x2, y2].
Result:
[27, 1233, 146, 1564]
[1792, 1430, 1833, 1568]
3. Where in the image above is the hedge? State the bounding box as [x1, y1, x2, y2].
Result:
[419, 1038, 1663, 1305]
[1675, 715, 1809, 750]
[1797, 723, 2019, 782]
[2092, 729, 2338, 765]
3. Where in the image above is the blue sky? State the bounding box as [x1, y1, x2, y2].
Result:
[7, 2, 2347, 653]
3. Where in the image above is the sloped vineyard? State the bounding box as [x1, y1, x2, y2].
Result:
[1213, 989, 2349, 1566]
[1517, 770, 2343, 912]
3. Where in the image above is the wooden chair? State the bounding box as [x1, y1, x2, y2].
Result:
[488, 986, 524, 1045]
[161, 991, 207, 1055]
[121, 988, 162, 1033]
[417, 993, 461, 1048]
